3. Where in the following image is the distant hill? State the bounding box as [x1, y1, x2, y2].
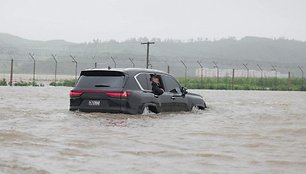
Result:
[0, 33, 305, 76]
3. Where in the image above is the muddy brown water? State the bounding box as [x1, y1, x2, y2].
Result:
[0, 87, 306, 174]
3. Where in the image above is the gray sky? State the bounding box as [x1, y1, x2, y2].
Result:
[1, 0, 306, 42]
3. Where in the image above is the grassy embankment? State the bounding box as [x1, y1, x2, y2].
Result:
[178, 77, 305, 91]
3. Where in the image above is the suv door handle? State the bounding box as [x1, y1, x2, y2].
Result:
[171, 96, 175, 100]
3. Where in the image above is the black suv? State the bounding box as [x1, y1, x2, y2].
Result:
[70, 68, 206, 114]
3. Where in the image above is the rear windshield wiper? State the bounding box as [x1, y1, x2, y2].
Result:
[95, 84, 110, 87]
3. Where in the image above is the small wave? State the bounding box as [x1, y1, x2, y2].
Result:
[242, 142, 276, 148]
[119, 150, 169, 156]
[0, 130, 33, 141]
[58, 148, 98, 158]
[266, 160, 306, 166]
[0, 161, 49, 174]
[270, 127, 306, 136]
[194, 152, 236, 160]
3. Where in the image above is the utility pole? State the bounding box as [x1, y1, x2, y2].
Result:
[243, 63, 249, 78]
[110, 56, 117, 68]
[141, 42, 155, 69]
[29, 53, 36, 86]
[129, 58, 135, 68]
[180, 60, 187, 81]
[197, 60, 203, 87]
[9, 59, 13, 86]
[257, 64, 264, 90]
[51, 54, 57, 85]
[70, 55, 78, 83]
[298, 66, 304, 90]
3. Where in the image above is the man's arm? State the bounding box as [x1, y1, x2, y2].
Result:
[152, 82, 164, 95]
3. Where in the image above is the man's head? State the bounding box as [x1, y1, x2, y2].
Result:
[151, 74, 160, 84]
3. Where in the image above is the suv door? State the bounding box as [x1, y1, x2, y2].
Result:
[161, 75, 188, 112]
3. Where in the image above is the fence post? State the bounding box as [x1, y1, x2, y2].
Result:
[9, 59, 13, 86]
[111, 56, 117, 68]
[213, 61, 219, 89]
[298, 66, 304, 90]
[232, 69, 235, 90]
[51, 54, 57, 86]
[288, 71, 291, 91]
[29, 53, 36, 86]
[92, 56, 97, 68]
[197, 61, 203, 88]
[257, 64, 264, 90]
[243, 63, 249, 78]
[70, 55, 78, 83]
[180, 60, 187, 81]
[271, 65, 277, 90]
[129, 58, 135, 68]
[167, 65, 170, 74]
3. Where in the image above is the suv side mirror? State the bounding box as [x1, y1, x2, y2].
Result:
[181, 87, 188, 95]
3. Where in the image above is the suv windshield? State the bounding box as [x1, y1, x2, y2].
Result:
[76, 71, 126, 88]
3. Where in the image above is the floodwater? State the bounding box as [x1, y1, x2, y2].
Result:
[0, 87, 306, 174]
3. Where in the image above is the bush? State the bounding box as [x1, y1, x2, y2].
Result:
[14, 80, 36, 86]
[0, 79, 7, 86]
[49, 79, 75, 87]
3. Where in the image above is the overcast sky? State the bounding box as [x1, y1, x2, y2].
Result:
[0, 0, 306, 42]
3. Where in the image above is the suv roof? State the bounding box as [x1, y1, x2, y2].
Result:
[83, 68, 167, 76]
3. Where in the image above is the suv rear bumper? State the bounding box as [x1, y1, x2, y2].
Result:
[69, 105, 139, 114]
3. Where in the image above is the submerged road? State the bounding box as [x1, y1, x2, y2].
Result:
[0, 87, 306, 174]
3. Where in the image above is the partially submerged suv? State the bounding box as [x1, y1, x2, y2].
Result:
[70, 68, 206, 114]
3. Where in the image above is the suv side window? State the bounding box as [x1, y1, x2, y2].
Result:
[162, 75, 182, 93]
[136, 73, 150, 90]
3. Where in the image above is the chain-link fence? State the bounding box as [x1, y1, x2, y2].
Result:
[0, 53, 305, 90]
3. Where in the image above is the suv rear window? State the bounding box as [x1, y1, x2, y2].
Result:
[136, 73, 151, 90]
[76, 71, 126, 88]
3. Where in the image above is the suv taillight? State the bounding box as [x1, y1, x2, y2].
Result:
[70, 90, 83, 97]
[106, 91, 131, 98]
